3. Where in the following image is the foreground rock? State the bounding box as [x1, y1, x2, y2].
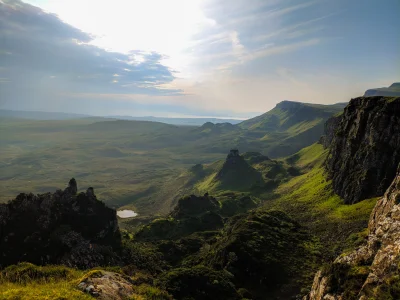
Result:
[305, 164, 400, 299]
[77, 271, 134, 300]
[326, 96, 400, 204]
[0, 179, 121, 269]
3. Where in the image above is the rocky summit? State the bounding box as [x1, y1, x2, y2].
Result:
[326, 96, 400, 204]
[305, 164, 400, 300]
[0, 179, 121, 269]
[214, 149, 263, 190]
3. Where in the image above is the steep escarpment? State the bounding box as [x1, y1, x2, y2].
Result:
[319, 115, 341, 149]
[326, 96, 400, 204]
[305, 165, 400, 300]
[0, 179, 121, 269]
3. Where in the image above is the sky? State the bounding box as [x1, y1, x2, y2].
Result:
[0, 0, 399, 118]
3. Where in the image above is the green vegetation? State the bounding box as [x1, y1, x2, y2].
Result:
[0, 100, 344, 216]
[267, 143, 376, 259]
[0, 141, 377, 299]
[239, 101, 346, 157]
[196, 210, 317, 299]
[156, 266, 240, 300]
[0, 263, 92, 300]
[2, 100, 384, 299]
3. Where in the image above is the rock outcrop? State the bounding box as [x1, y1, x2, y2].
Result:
[0, 179, 121, 269]
[77, 271, 135, 300]
[305, 164, 400, 299]
[326, 96, 400, 204]
[214, 149, 263, 190]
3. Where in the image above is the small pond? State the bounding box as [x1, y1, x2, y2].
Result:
[117, 210, 138, 218]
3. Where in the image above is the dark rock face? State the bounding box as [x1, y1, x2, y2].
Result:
[319, 115, 341, 149]
[326, 96, 400, 204]
[0, 179, 121, 269]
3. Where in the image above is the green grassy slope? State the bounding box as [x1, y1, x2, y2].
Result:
[0, 263, 94, 300]
[266, 143, 377, 259]
[0, 263, 172, 300]
[188, 151, 292, 196]
[238, 101, 347, 157]
[182, 143, 376, 263]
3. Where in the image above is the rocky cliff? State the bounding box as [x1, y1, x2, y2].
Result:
[326, 96, 400, 204]
[305, 164, 400, 299]
[319, 115, 341, 149]
[0, 179, 121, 269]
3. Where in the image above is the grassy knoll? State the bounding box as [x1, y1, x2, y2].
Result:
[0, 263, 173, 300]
[0, 263, 92, 300]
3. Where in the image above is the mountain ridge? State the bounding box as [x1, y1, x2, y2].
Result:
[364, 82, 400, 97]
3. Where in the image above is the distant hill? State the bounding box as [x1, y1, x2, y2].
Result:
[108, 115, 243, 126]
[0, 109, 92, 120]
[0, 109, 243, 126]
[239, 100, 347, 130]
[364, 82, 400, 97]
[237, 100, 347, 157]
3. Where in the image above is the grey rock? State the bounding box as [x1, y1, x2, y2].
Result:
[305, 164, 400, 299]
[326, 96, 400, 204]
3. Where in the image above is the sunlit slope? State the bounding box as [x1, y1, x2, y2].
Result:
[267, 143, 377, 258]
[238, 101, 346, 157]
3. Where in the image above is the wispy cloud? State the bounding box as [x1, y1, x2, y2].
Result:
[223, 0, 319, 27]
[217, 38, 321, 71]
[252, 13, 337, 42]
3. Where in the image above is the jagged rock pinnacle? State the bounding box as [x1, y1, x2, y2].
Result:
[68, 178, 78, 195]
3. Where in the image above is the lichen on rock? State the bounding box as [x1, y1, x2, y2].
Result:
[305, 164, 400, 299]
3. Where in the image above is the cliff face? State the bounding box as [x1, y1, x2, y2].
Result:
[319, 115, 341, 149]
[305, 164, 400, 300]
[326, 96, 400, 204]
[0, 179, 121, 269]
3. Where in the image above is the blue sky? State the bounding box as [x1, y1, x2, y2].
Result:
[0, 0, 399, 118]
